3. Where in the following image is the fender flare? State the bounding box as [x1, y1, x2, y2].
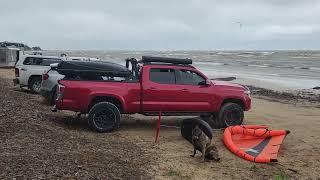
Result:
[87, 93, 127, 112]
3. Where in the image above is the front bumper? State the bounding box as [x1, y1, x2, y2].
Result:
[243, 95, 252, 111]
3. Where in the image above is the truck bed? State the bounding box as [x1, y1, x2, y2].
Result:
[56, 80, 141, 113]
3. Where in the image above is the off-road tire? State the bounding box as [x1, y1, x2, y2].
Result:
[50, 86, 57, 105]
[88, 102, 120, 133]
[218, 103, 244, 128]
[29, 77, 42, 93]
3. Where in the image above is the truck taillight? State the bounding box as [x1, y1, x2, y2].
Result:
[15, 68, 19, 77]
[56, 84, 65, 100]
[42, 73, 49, 80]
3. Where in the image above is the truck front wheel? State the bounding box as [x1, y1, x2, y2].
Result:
[218, 103, 244, 128]
[88, 102, 120, 133]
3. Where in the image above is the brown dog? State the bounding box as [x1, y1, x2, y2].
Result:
[191, 125, 220, 162]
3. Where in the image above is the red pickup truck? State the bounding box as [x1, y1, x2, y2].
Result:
[54, 56, 251, 132]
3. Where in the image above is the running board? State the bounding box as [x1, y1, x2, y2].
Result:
[142, 112, 212, 116]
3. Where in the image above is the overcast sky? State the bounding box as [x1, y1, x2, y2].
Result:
[1, 0, 319, 50]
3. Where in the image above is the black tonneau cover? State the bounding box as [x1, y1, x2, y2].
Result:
[56, 60, 131, 77]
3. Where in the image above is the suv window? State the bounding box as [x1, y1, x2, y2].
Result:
[150, 68, 175, 84]
[23, 57, 60, 66]
[176, 69, 205, 85]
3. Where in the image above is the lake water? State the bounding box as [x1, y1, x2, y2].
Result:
[44, 50, 320, 90]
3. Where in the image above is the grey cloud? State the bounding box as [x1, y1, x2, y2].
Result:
[0, 0, 319, 50]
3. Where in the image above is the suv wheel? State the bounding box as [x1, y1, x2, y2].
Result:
[88, 102, 120, 133]
[29, 77, 42, 93]
[218, 103, 244, 128]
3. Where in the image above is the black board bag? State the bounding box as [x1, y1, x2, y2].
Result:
[181, 118, 213, 144]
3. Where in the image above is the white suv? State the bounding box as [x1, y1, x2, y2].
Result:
[13, 54, 62, 93]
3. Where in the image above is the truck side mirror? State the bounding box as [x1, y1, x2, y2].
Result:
[198, 80, 210, 86]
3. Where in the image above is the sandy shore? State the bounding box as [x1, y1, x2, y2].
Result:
[0, 68, 319, 179]
[142, 99, 320, 179]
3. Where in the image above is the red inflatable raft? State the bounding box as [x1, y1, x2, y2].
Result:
[223, 125, 290, 163]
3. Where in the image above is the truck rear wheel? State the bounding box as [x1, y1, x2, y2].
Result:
[218, 103, 244, 128]
[88, 102, 120, 133]
[29, 77, 42, 93]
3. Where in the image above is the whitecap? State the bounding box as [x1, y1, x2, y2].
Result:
[310, 67, 320, 71]
[247, 64, 269, 68]
[260, 51, 275, 56]
[195, 62, 225, 66]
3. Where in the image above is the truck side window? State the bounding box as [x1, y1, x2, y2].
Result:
[176, 69, 205, 85]
[150, 68, 175, 84]
[23, 57, 32, 65]
[23, 57, 42, 65]
[23, 57, 60, 66]
[35, 58, 43, 65]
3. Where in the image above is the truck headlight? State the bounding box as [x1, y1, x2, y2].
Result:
[243, 86, 251, 96]
[244, 90, 251, 96]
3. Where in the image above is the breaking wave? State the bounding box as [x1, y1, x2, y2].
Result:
[195, 62, 227, 66]
[210, 51, 275, 57]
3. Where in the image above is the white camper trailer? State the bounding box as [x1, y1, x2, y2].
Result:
[0, 47, 20, 68]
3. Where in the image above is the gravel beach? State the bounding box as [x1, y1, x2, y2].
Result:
[0, 69, 154, 179]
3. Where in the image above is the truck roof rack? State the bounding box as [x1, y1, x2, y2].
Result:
[141, 56, 192, 65]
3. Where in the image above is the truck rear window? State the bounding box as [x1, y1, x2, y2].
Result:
[150, 68, 175, 84]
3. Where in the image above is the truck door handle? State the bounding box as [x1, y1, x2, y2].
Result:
[149, 87, 157, 90]
[21, 68, 27, 71]
[181, 89, 189, 92]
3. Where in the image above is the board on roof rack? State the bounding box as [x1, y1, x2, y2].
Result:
[141, 56, 192, 65]
[56, 60, 131, 77]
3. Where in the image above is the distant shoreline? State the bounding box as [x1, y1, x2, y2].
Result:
[247, 85, 320, 107]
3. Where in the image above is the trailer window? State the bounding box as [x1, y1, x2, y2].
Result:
[150, 68, 175, 84]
